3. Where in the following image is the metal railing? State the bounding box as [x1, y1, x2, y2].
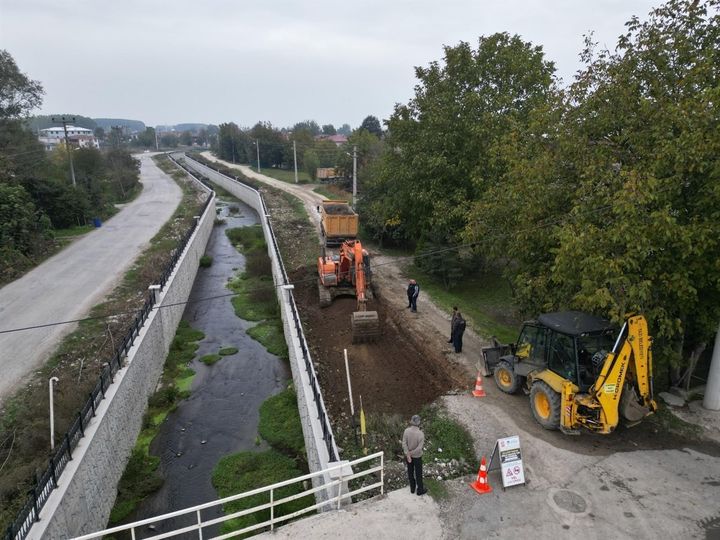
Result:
[72, 451, 384, 540]
[181, 154, 339, 462]
[5, 175, 214, 540]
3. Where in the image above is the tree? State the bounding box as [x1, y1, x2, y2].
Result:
[321, 124, 336, 135]
[363, 33, 556, 248]
[249, 122, 287, 168]
[359, 115, 382, 137]
[292, 120, 320, 136]
[160, 133, 178, 148]
[135, 127, 156, 148]
[337, 123, 352, 136]
[304, 150, 319, 180]
[0, 50, 43, 120]
[179, 131, 193, 146]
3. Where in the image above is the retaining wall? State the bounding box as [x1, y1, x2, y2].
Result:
[27, 163, 216, 539]
[177, 155, 347, 505]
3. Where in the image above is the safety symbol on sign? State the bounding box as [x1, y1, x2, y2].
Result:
[489, 436, 526, 488]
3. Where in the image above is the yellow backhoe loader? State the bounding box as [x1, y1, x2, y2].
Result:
[484, 311, 657, 434]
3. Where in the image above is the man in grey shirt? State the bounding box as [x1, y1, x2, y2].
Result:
[402, 414, 426, 495]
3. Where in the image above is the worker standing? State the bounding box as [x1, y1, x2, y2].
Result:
[402, 415, 426, 495]
[452, 310, 466, 353]
[448, 306, 459, 343]
[407, 279, 419, 312]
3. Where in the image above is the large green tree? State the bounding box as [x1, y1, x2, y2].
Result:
[467, 0, 720, 382]
[362, 33, 556, 249]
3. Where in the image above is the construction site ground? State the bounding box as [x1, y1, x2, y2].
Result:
[201, 155, 720, 539]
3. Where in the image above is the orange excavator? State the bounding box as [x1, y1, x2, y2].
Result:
[317, 239, 381, 343]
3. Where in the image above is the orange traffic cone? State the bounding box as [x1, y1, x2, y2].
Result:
[472, 372, 486, 397]
[469, 456, 492, 494]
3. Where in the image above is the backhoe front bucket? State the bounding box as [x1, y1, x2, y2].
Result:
[351, 311, 381, 343]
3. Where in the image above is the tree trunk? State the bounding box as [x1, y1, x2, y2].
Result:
[684, 341, 707, 392]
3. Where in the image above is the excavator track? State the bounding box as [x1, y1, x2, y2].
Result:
[351, 311, 381, 343]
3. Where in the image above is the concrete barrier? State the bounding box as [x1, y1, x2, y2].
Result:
[177, 154, 347, 507]
[27, 164, 216, 539]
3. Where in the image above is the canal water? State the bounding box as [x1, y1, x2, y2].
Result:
[130, 197, 290, 536]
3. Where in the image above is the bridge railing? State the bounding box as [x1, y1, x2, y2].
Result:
[72, 451, 384, 540]
[4, 163, 214, 540]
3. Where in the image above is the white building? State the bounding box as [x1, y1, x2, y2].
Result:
[38, 125, 100, 150]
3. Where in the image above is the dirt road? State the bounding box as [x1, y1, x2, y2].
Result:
[0, 155, 182, 405]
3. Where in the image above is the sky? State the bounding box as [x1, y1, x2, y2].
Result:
[0, 0, 659, 129]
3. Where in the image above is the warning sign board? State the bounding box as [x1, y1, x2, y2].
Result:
[492, 435, 525, 488]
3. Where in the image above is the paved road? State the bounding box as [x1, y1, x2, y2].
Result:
[0, 155, 182, 405]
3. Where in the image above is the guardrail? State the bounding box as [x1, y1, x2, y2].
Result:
[4, 164, 214, 540]
[72, 451, 384, 540]
[179, 154, 339, 463]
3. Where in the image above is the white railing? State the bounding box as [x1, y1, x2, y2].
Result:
[72, 452, 384, 540]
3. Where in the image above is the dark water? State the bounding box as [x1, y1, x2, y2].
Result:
[127, 198, 290, 537]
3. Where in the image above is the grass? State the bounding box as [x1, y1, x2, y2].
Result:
[419, 405, 475, 466]
[109, 320, 204, 524]
[53, 223, 94, 237]
[219, 346, 239, 356]
[199, 255, 213, 268]
[407, 264, 519, 344]
[255, 167, 312, 184]
[200, 353, 222, 366]
[312, 186, 351, 202]
[649, 404, 703, 438]
[225, 225, 289, 359]
[258, 388, 305, 456]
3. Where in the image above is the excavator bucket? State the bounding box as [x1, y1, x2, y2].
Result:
[351, 311, 381, 343]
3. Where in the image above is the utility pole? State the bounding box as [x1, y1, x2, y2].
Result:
[155, 127, 159, 151]
[256, 139, 261, 173]
[293, 140, 298, 184]
[352, 145, 358, 208]
[52, 116, 76, 187]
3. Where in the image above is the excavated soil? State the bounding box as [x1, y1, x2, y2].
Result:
[291, 266, 468, 419]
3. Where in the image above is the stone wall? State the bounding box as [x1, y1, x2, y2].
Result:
[28, 167, 216, 539]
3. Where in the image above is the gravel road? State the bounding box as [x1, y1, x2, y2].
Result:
[0, 154, 182, 405]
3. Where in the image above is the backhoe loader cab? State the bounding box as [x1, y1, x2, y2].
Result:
[486, 311, 656, 434]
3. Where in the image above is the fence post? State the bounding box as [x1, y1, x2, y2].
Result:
[65, 433, 73, 460]
[30, 484, 39, 522]
[49, 457, 57, 486]
[270, 489, 274, 531]
[77, 412, 84, 437]
[90, 392, 96, 416]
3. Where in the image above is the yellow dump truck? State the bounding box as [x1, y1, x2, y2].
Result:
[320, 200, 358, 247]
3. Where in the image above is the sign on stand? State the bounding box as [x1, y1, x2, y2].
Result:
[488, 435, 526, 489]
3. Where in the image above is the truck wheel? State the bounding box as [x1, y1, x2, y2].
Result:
[494, 361, 520, 394]
[530, 381, 561, 430]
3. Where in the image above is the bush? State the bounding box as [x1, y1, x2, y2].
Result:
[199, 255, 213, 268]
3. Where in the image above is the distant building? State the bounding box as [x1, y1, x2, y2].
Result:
[38, 125, 100, 150]
[314, 134, 348, 147]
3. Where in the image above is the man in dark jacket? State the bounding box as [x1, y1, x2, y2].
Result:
[452, 310, 466, 353]
[448, 306, 459, 343]
[407, 279, 419, 312]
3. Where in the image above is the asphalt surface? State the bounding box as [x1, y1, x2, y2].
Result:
[0, 154, 182, 406]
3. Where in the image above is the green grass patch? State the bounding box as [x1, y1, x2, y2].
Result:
[257, 167, 312, 184]
[212, 450, 311, 537]
[408, 264, 519, 344]
[53, 224, 94, 237]
[219, 347, 239, 356]
[424, 477, 450, 501]
[248, 321, 288, 359]
[420, 405, 475, 466]
[312, 186, 351, 202]
[649, 405, 703, 438]
[199, 255, 213, 268]
[258, 388, 305, 457]
[200, 353, 222, 366]
[229, 275, 277, 321]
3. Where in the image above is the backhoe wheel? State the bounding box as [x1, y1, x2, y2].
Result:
[530, 381, 561, 430]
[494, 361, 520, 394]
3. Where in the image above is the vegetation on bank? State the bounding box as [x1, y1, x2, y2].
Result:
[212, 387, 309, 536]
[109, 320, 204, 523]
[226, 226, 288, 360]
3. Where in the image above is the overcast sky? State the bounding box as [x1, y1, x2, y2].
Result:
[1, 0, 659, 129]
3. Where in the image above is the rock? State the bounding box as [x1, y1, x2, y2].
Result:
[201, 440, 207, 444]
[438, 447, 443, 453]
[659, 391, 685, 407]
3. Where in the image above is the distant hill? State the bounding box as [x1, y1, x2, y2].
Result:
[93, 118, 146, 133]
[28, 114, 97, 132]
[174, 123, 208, 133]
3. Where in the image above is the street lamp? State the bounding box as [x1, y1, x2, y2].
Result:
[49, 377, 59, 450]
